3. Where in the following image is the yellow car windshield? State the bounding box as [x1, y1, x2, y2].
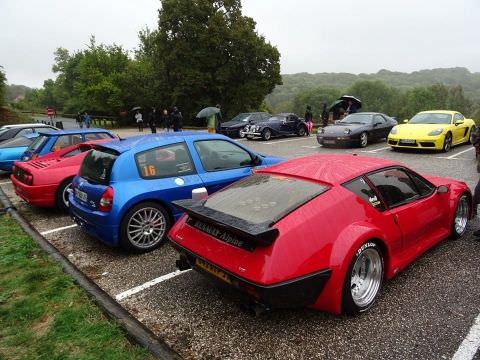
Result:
[409, 113, 451, 125]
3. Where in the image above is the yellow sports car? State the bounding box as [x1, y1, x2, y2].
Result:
[387, 110, 476, 152]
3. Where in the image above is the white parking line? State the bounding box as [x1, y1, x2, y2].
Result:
[452, 313, 480, 360]
[360, 146, 391, 153]
[0, 181, 11, 185]
[436, 147, 474, 160]
[258, 138, 309, 145]
[302, 145, 321, 149]
[40, 224, 78, 235]
[115, 269, 191, 301]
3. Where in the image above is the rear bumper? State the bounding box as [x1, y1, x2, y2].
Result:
[69, 195, 119, 246]
[171, 241, 331, 308]
[11, 176, 56, 207]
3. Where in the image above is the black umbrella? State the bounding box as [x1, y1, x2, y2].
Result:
[131, 106, 142, 111]
[339, 95, 362, 109]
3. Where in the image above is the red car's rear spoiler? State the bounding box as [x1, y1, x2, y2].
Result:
[172, 199, 279, 246]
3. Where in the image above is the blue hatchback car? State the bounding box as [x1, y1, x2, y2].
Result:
[69, 132, 284, 253]
[21, 128, 115, 161]
[0, 133, 39, 172]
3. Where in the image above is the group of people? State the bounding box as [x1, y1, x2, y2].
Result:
[303, 100, 358, 135]
[75, 111, 92, 128]
[135, 107, 184, 133]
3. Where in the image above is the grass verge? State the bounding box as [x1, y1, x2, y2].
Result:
[0, 213, 154, 359]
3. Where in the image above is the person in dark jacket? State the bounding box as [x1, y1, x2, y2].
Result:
[171, 106, 183, 132]
[160, 109, 170, 132]
[304, 105, 313, 135]
[215, 104, 223, 132]
[321, 103, 329, 127]
[148, 107, 157, 133]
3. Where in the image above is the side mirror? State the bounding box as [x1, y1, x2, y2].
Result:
[251, 154, 262, 166]
[455, 120, 464, 126]
[192, 187, 208, 201]
[437, 185, 449, 194]
[402, 119, 409, 124]
[374, 122, 382, 127]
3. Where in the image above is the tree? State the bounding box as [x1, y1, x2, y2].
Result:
[292, 87, 342, 119]
[148, 0, 281, 121]
[347, 80, 401, 117]
[0, 66, 6, 106]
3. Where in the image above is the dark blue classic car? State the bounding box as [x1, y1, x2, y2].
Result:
[243, 113, 308, 141]
[218, 112, 272, 138]
[317, 112, 397, 148]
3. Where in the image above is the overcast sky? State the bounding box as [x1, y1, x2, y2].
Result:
[1, 0, 479, 88]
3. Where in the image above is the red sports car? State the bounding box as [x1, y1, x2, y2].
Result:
[169, 154, 472, 315]
[11, 140, 112, 212]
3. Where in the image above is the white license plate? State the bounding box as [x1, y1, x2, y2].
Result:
[75, 188, 88, 202]
[401, 139, 415, 144]
[323, 140, 336, 144]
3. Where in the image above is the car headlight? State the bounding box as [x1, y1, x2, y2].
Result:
[255, 126, 260, 131]
[344, 128, 351, 135]
[390, 126, 397, 135]
[428, 128, 444, 136]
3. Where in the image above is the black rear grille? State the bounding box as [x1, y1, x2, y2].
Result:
[13, 166, 27, 183]
[419, 142, 435, 147]
[29, 161, 48, 169]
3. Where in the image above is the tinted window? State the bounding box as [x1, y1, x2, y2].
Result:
[454, 113, 464, 121]
[204, 174, 328, 224]
[80, 149, 118, 185]
[194, 140, 252, 171]
[367, 168, 419, 208]
[62, 145, 93, 158]
[85, 132, 112, 140]
[339, 114, 372, 125]
[343, 177, 385, 211]
[409, 172, 435, 196]
[373, 115, 386, 124]
[35, 127, 55, 133]
[51, 135, 83, 152]
[17, 128, 34, 137]
[135, 143, 195, 179]
[28, 135, 49, 151]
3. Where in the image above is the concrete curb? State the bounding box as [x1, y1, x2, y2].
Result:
[0, 186, 180, 360]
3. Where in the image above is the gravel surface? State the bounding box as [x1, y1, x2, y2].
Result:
[2, 133, 480, 359]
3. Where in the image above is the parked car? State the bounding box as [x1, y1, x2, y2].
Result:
[0, 123, 57, 143]
[243, 113, 308, 141]
[169, 153, 471, 315]
[0, 134, 39, 172]
[218, 112, 271, 138]
[317, 112, 397, 148]
[387, 110, 476, 152]
[21, 128, 115, 161]
[69, 132, 284, 253]
[11, 139, 114, 212]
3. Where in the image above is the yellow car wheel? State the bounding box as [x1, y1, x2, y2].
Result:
[469, 126, 476, 144]
[443, 132, 452, 152]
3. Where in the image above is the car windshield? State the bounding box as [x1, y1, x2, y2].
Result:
[203, 174, 328, 224]
[230, 113, 251, 122]
[0, 136, 33, 148]
[80, 148, 118, 185]
[409, 113, 452, 124]
[338, 114, 372, 125]
[27, 135, 49, 152]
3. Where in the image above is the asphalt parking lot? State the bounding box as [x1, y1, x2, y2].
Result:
[2, 132, 480, 360]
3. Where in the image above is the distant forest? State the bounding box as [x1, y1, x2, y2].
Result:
[266, 67, 480, 117]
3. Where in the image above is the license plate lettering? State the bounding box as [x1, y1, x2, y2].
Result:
[195, 258, 231, 284]
[75, 188, 88, 202]
[323, 140, 335, 144]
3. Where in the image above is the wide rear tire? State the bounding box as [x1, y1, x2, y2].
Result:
[443, 132, 452, 152]
[342, 241, 383, 315]
[55, 178, 73, 213]
[451, 194, 470, 239]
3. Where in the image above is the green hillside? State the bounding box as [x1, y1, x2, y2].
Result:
[266, 67, 480, 113]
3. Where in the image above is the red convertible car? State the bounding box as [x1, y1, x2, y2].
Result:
[11, 139, 111, 212]
[169, 154, 471, 315]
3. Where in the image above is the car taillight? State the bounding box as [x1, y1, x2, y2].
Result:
[32, 154, 38, 160]
[23, 173, 33, 185]
[98, 187, 114, 212]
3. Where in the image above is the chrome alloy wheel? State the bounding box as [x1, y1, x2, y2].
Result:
[454, 195, 469, 236]
[360, 132, 368, 147]
[62, 182, 72, 208]
[127, 207, 167, 249]
[350, 248, 382, 307]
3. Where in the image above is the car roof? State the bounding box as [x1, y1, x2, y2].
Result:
[259, 154, 399, 185]
[36, 128, 112, 136]
[1, 123, 56, 129]
[100, 132, 232, 154]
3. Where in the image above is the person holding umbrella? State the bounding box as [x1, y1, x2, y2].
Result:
[196, 106, 221, 133]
